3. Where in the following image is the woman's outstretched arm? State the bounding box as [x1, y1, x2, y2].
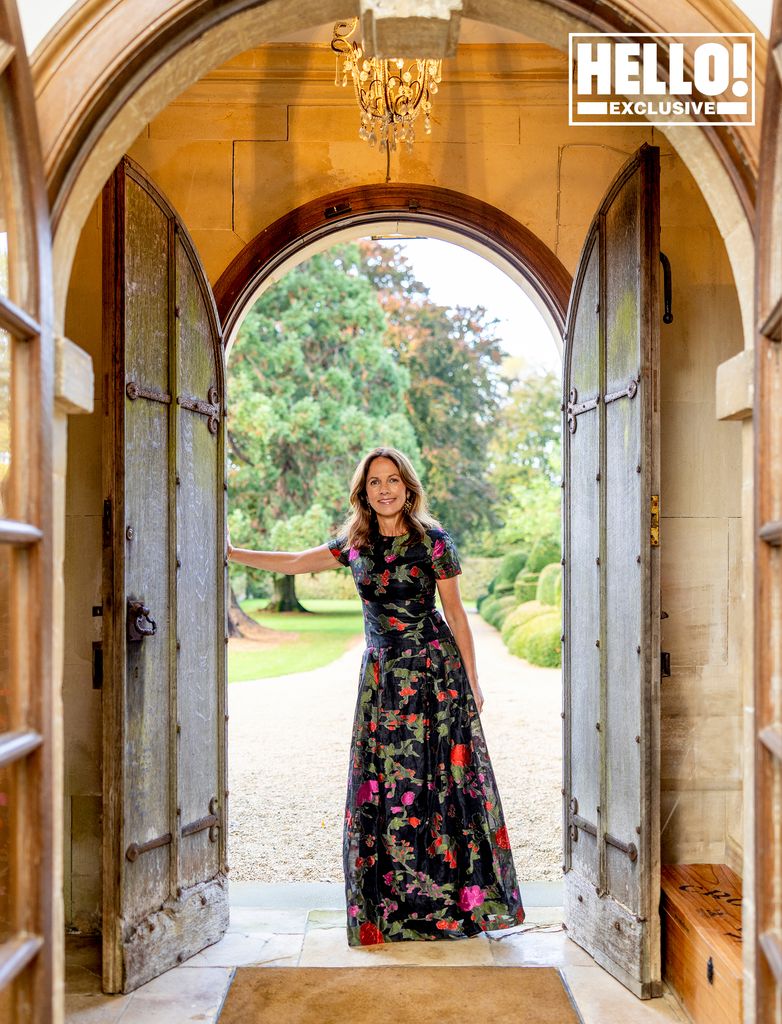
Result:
[436, 575, 485, 712]
[227, 541, 339, 575]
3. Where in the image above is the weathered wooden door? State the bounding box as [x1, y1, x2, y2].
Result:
[754, 2, 782, 1019]
[562, 143, 661, 998]
[0, 2, 56, 1021]
[102, 158, 228, 993]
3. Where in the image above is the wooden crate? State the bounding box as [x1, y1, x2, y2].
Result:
[661, 864, 742, 1024]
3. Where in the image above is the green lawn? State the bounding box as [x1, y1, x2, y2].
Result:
[228, 598, 364, 682]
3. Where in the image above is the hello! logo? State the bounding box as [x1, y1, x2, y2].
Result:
[569, 34, 755, 126]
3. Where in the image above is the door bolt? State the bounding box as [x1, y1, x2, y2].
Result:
[596, 806, 601, 814]
[636, 554, 641, 563]
[224, 481, 228, 491]
[595, 722, 601, 731]
[225, 713, 230, 722]
[596, 471, 601, 481]
[636, 464, 642, 473]
[225, 789, 230, 798]
[176, 723, 181, 734]
[176, 473, 181, 485]
[561, 787, 566, 795]
[176, 557, 181, 568]
[560, 711, 566, 719]
[595, 556, 600, 566]
[175, 306, 181, 319]
[595, 639, 600, 648]
[636, 825, 641, 834]
[635, 734, 641, 743]
[126, 526, 134, 541]
[636, 645, 641, 654]
[560, 634, 565, 643]
[578, 894, 583, 902]
[176, 806, 181, 816]
[225, 636, 230, 644]
[176, 640, 181, 651]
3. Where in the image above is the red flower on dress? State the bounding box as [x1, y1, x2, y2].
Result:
[409, 817, 421, 827]
[494, 825, 511, 849]
[448, 688, 458, 698]
[410, 566, 421, 577]
[373, 661, 379, 684]
[451, 744, 471, 766]
[381, 570, 390, 586]
[400, 687, 416, 696]
[359, 922, 384, 945]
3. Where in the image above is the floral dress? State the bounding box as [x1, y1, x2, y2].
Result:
[327, 525, 525, 946]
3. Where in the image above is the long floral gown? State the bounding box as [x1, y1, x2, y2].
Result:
[327, 525, 525, 946]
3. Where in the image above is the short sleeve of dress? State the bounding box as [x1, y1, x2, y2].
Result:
[431, 529, 462, 579]
[327, 536, 350, 567]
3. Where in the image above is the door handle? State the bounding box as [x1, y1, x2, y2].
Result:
[127, 599, 157, 642]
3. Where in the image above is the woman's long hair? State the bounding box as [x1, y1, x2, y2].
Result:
[340, 447, 440, 551]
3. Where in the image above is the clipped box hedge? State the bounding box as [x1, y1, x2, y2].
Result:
[536, 562, 562, 607]
[507, 610, 562, 668]
[500, 600, 548, 645]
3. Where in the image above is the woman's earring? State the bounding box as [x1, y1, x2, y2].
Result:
[403, 496, 412, 513]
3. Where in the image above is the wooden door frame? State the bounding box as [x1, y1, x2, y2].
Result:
[0, 1, 56, 1021]
[753, 0, 782, 1018]
[213, 184, 572, 347]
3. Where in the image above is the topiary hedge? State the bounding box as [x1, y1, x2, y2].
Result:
[514, 570, 539, 603]
[526, 534, 561, 574]
[500, 600, 547, 644]
[507, 610, 562, 668]
[536, 563, 563, 607]
[483, 594, 517, 629]
[495, 549, 529, 585]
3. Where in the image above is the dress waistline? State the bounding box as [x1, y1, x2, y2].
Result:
[364, 611, 451, 652]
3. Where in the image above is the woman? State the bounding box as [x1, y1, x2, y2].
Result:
[228, 446, 525, 945]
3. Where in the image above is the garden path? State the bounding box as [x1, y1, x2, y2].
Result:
[227, 611, 563, 884]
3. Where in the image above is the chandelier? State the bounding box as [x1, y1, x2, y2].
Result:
[331, 18, 443, 150]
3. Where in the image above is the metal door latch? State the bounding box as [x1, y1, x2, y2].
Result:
[127, 600, 157, 642]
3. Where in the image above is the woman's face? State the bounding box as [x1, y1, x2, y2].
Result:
[364, 456, 407, 522]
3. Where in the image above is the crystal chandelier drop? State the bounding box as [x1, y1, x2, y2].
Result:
[331, 18, 443, 150]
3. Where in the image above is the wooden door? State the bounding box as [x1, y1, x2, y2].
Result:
[562, 143, 661, 998]
[0, 2, 56, 1021]
[754, 2, 782, 1019]
[102, 158, 228, 994]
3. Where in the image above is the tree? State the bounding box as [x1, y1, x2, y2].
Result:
[360, 242, 505, 545]
[481, 364, 562, 552]
[227, 244, 420, 612]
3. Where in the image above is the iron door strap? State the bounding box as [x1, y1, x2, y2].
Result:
[568, 798, 637, 861]
[125, 832, 172, 862]
[126, 380, 172, 404]
[181, 798, 221, 843]
[604, 377, 640, 404]
[177, 386, 220, 434]
[566, 387, 600, 434]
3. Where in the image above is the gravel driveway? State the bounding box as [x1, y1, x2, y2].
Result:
[227, 611, 563, 884]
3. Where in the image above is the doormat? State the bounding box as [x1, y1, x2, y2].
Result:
[218, 966, 582, 1023]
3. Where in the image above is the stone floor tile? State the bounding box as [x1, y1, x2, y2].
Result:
[64, 992, 131, 1024]
[299, 926, 494, 967]
[228, 907, 309, 934]
[562, 966, 691, 1023]
[306, 908, 345, 930]
[118, 966, 232, 1024]
[184, 930, 303, 967]
[488, 927, 596, 967]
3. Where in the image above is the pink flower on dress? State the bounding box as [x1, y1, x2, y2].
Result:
[401, 791, 415, 805]
[383, 872, 393, 886]
[348, 904, 359, 917]
[457, 885, 485, 912]
[356, 779, 379, 805]
[391, 806, 403, 813]
[432, 538, 446, 559]
[348, 546, 360, 562]
[384, 553, 397, 563]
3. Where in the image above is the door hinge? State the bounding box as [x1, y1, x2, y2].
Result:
[650, 494, 660, 547]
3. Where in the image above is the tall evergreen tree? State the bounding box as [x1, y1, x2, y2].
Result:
[227, 244, 419, 611]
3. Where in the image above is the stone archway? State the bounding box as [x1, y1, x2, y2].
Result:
[33, 0, 760, 343]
